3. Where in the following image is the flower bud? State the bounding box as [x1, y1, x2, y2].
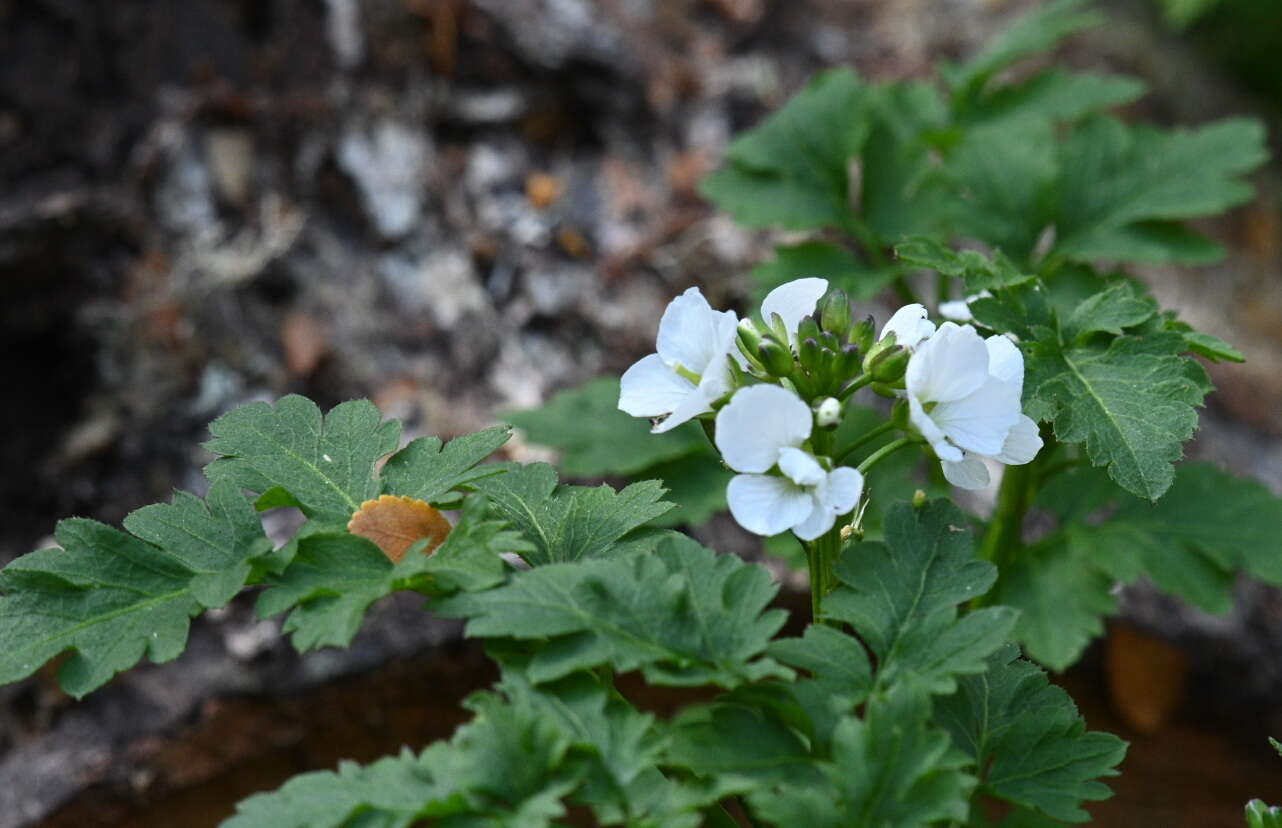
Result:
[818, 288, 852, 339]
[861, 332, 896, 374]
[835, 343, 862, 381]
[869, 345, 909, 384]
[798, 336, 821, 374]
[757, 337, 794, 378]
[814, 396, 841, 429]
[912, 489, 928, 509]
[736, 318, 764, 360]
[850, 314, 876, 353]
[797, 316, 822, 349]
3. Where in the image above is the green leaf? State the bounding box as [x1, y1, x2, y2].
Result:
[750, 241, 898, 303]
[438, 535, 790, 688]
[1026, 332, 1206, 500]
[967, 68, 1145, 128]
[1063, 280, 1157, 341]
[825, 500, 1019, 694]
[946, 0, 1103, 97]
[991, 537, 1116, 671]
[666, 702, 818, 786]
[766, 624, 873, 748]
[937, 644, 1126, 822]
[224, 691, 581, 828]
[1068, 462, 1282, 613]
[863, 82, 953, 240]
[1054, 116, 1268, 264]
[699, 68, 868, 231]
[204, 396, 401, 523]
[747, 684, 975, 828]
[257, 496, 526, 651]
[1247, 799, 1282, 828]
[380, 426, 512, 505]
[642, 453, 731, 529]
[896, 238, 1034, 293]
[0, 481, 270, 697]
[1064, 220, 1225, 265]
[471, 463, 673, 566]
[505, 379, 707, 478]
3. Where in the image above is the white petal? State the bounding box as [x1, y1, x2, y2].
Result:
[984, 334, 1024, 392]
[778, 447, 825, 487]
[905, 322, 990, 403]
[938, 298, 973, 322]
[714, 385, 812, 473]
[941, 453, 991, 489]
[931, 377, 1022, 456]
[908, 396, 955, 460]
[618, 354, 695, 417]
[995, 415, 1043, 465]
[655, 287, 738, 375]
[880, 303, 936, 349]
[819, 467, 864, 514]
[761, 278, 828, 343]
[726, 474, 815, 536]
[793, 501, 836, 541]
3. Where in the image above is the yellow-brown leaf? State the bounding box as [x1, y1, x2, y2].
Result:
[347, 495, 451, 563]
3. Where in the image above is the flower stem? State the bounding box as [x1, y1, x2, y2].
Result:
[805, 529, 842, 627]
[855, 437, 914, 474]
[837, 372, 873, 401]
[978, 460, 1033, 570]
[834, 421, 897, 465]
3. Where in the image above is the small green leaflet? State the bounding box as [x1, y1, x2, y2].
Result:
[700, 68, 868, 232]
[471, 463, 673, 565]
[204, 396, 401, 523]
[223, 692, 581, 828]
[766, 624, 873, 749]
[936, 644, 1126, 822]
[1026, 331, 1206, 501]
[257, 496, 528, 651]
[964, 68, 1146, 129]
[438, 535, 789, 688]
[1069, 462, 1282, 613]
[895, 238, 1034, 293]
[380, 426, 513, 505]
[0, 481, 271, 698]
[824, 500, 1018, 694]
[746, 684, 975, 828]
[1063, 280, 1157, 341]
[1053, 115, 1267, 264]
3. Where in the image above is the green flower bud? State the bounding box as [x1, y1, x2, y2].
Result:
[818, 288, 852, 339]
[798, 336, 821, 374]
[797, 316, 822, 349]
[869, 345, 910, 384]
[757, 337, 794, 378]
[861, 332, 896, 374]
[835, 343, 862, 380]
[912, 489, 928, 509]
[736, 318, 764, 360]
[814, 397, 842, 429]
[851, 314, 876, 353]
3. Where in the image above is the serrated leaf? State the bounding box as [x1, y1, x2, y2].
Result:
[257, 497, 524, 651]
[1069, 462, 1282, 612]
[666, 702, 819, 787]
[863, 81, 953, 240]
[937, 644, 1126, 822]
[1064, 280, 1157, 341]
[766, 624, 873, 749]
[946, 0, 1103, 97]
[1054, 116, 1267, 264]
[471, 463, 673, 566]
[1065, 220, 1225, 264]
[439, 535, 789, 689]
[968, 68, 1145, 128]
[750, 241, 899, 303]
[642, 453, 730, 528]
[1026, 332, 1206, 500]
[505, 379, 706, 478]
[746, 684, 975, 828]
[0, 481, 270, 697]
[380, 425, 512, 506]
[224, 692, 581, 828]
[825, 500, 1018, 694]
[896, 237, 1034, 293]
[204, 396, 401, 523]
[991, 537, 1117, 671]
[699, 68, 868, 231]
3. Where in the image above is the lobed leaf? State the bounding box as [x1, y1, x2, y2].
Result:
[380, 425, 513, 506]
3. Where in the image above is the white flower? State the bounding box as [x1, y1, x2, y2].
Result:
[715, 384, 863, 540]
[879, 303, 936, 350]
[618, 287, 739, 433]
[761, 277, 828, 345]
[904, 323, 1041, 489]
[938, 290, 993, 323]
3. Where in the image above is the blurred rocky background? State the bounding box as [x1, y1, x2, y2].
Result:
[1, 0, 1280, 825]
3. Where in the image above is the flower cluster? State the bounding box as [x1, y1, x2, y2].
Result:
[618, 278, 1042, 541]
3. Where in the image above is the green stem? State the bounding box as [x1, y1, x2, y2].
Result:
[936, 271, 952, 306]
[855, 437, 914, 474]
[977, 461, 1034, 570]
[837, 372, 873, 401]
[834, 421, 897, 465]
[805, 529, 842, 627]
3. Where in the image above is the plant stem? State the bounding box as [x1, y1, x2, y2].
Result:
[977, 460, 1033, 570]
[855, 437, 914, 474]
[805, 529, 842, 627]
[837, 372, 873, 401]
[834, 421, 897, 464]
[936, 271, 952, 306]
